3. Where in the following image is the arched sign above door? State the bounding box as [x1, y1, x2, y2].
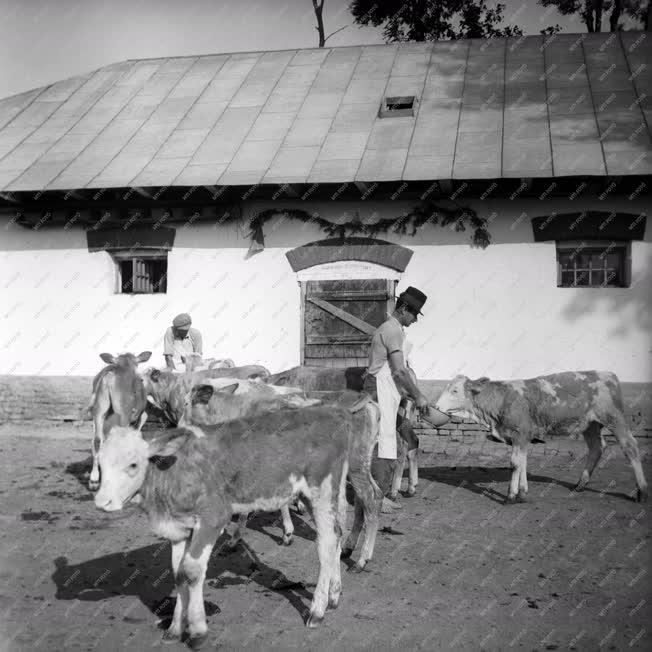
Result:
[285, 237, 414, 273]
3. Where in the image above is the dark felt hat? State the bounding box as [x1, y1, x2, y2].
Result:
[398, 286, 427, 315]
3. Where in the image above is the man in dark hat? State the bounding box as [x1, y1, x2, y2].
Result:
[364, 286, 446, 511]
[163, 313, 203, 371]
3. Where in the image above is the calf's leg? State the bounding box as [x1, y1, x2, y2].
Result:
[400, 419, 419, 496]
[163, 538, 189, 641]
[575, 421, 605, 492]
[407, 447, 419, 496]
[517, 449, 528, 501]
[89, 395, 109, 491]
[328, 460, 348, 610]
[608, 416, 648, 502]
[280, 504, 294, 546]
[341, 496, 363, 560]
[306, 473, 337, 627]
[346, 472, 381, 572]
[389, 436, 407, 501]
[182, 522, 222, 649]
[226, 514, 247, 550]
[506, 444, 528, 503]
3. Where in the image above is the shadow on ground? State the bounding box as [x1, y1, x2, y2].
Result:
[420, 465, 635, 504]
[52, 536, 315, 627]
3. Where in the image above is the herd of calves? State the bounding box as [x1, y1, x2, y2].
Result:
[85, 351, 648, 648]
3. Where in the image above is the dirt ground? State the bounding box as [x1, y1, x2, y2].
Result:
[0, 423, 650, 652]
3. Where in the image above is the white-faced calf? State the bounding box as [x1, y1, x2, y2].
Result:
[95, 405, 373, 647]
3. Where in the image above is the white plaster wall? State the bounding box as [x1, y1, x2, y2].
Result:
[0, 194, 650, 380]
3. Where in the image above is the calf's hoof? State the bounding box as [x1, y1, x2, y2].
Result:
[516, 491, 527, 503]
[505, 494, 517, 504]
[306, 613, 323, 628]
[405, 486, 417, 497]
[188, 632, 209, 650]
[572, 482, 586, 493]
[88, 480, 100, 492]
[327, 596, 340, 610]
[281, 533, 293, 546]
[637, 487, 648, 503]
[347, 562, 367, 573]
[340, 547, 353, 560]
[161, 628, 181, 644]
[388, 491, 399, 501]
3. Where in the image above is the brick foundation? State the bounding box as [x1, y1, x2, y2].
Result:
[0, 375, 649, 442]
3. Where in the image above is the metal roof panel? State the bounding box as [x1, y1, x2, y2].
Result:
[1, 36, 649, 190]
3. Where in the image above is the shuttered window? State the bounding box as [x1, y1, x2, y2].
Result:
[111, 250, 168, 294]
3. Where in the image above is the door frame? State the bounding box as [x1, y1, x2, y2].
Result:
[297, 261, 401, 366]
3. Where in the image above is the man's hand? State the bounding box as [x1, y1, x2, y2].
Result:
[415, 394, 429, 413]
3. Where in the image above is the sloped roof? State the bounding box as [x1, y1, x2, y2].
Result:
[0, 32, 650, 193]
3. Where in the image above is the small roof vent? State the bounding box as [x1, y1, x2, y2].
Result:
[379, 95, 416, 118]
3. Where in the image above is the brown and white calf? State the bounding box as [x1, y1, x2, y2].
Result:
[94, 406, 364, 646]
[141, 365, 271, 425]
[271, 365, 421, 498]
[86, 351, 151, 491]
[435, 371, 648, 503]
[183, 381, 383, 568]
[180, 377, 319, 546]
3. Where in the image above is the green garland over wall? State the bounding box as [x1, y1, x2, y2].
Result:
[250, 200, 491, 249]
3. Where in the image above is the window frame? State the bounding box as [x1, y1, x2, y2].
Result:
[109, 248, 168, 295]
[555, 240, 631, 289]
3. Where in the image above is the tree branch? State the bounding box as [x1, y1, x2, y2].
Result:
[324, 24, 349, 42]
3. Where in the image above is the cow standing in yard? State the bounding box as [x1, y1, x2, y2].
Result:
[184, 380, 383, 567]
[94, 406, 365, 646]
[141, 365, 271, 425]
[86, 351, 152, 491]
[435, 371, 648, 503]
[271, 366, 423, 502]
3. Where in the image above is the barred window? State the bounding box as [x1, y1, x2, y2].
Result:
[556, 242, 629, 288]
[111, 249, 168, 294]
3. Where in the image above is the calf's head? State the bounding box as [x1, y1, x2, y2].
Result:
[141, 367, 177, 400]
[94, 425, 190, 512]
[435, 375, 491, 416]
[99, 351, 152, 369]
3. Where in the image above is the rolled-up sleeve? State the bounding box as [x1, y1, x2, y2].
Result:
[163, 327, 175, 356]
[380, 325, 403, 355]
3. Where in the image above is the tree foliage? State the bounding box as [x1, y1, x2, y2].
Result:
[349, 0, 523, 41]
[538, 0, 650, 32]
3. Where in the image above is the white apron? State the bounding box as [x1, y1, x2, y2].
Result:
[171, 337, 195, 368]
[375, 338, 412, 459]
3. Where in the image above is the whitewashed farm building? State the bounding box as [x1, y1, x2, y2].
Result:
[0, 33, 650, 397]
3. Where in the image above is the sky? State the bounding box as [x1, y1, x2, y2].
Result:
[0, 0, 636, 100]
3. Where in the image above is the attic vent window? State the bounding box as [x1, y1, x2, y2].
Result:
[379, 96, 416, 118]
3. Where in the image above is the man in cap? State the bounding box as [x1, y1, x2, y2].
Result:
[163, 313, 203, 371]
[364, 286, 448, 511]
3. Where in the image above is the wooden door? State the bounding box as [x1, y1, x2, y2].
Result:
[301, 279, 396, 368]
